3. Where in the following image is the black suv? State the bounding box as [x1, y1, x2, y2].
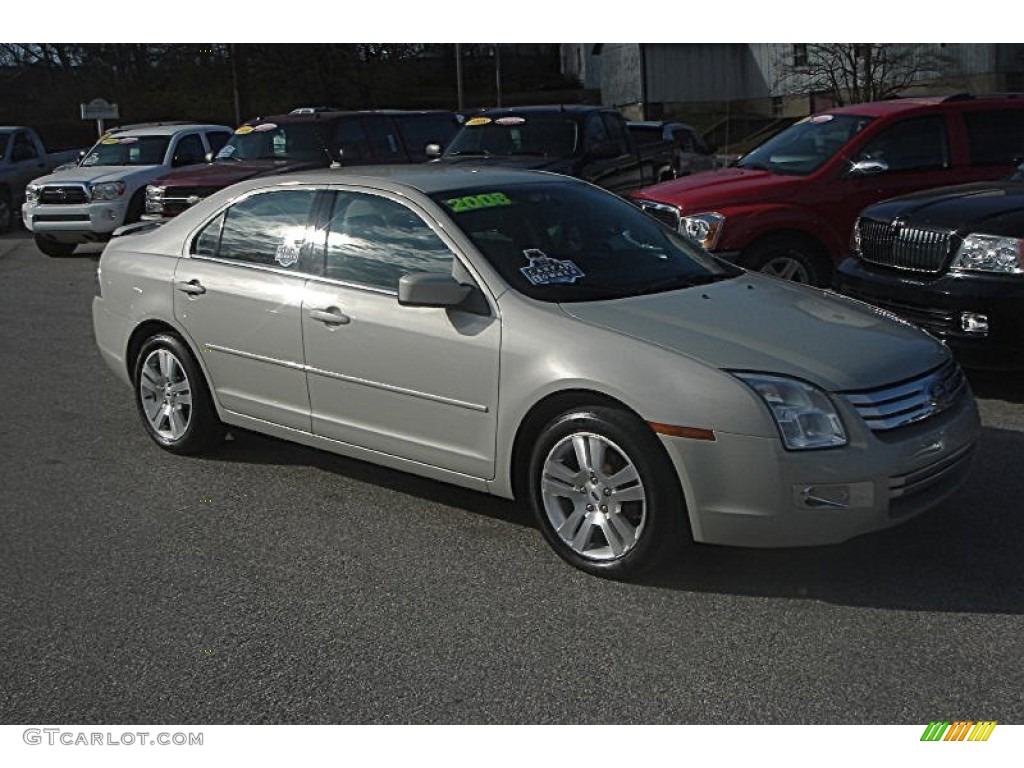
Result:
[145, 108, 462, 219]
[835, 164, 1024, 369]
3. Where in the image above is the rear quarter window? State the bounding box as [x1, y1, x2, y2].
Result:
[964, 109, 1024, 166]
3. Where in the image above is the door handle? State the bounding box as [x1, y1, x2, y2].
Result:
[308, 307, 350, 326]
[176, 279, 206, 296]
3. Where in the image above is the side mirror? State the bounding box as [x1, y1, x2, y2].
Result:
[425, 143, 442, 159]
[398, 273, 474, 309]
[205, 151, 214, 163]
[847, 158, 889, 177]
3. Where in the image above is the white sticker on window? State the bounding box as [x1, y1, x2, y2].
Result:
[519, 249, 585, 286]
[275, 242, 300, 268]
[253, 122, 278, 133]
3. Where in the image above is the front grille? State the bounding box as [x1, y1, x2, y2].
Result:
[858, 218, 954, 273]
[159, 186, 221, 216]
[842, 290, 958, 336]
[635, 199, 681, 230]
[843, 359, 968, 432]
[40, 185, 89, 205]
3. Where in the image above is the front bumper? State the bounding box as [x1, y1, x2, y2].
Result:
[835, 257, 1024, 369]
[23, 201, 129, 242]
[660, 390, 980, 547]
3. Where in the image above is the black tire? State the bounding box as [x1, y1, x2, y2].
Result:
[527, 405, 689, 579]
[132, 332, 225, 455]
[0, 190, 13, 233]
[124, 189, 145, 224]
[744, 234, 831, 287]
[34, 236, 77, 258]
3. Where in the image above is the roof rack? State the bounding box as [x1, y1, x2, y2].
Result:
[106, 120, 195, 133]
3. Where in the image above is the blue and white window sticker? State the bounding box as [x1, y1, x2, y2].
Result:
[519, 249, 585, 286]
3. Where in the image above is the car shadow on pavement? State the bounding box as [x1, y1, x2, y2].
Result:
[209, 423, 1024, 614]
[209, 428, 533, 530]
[646, 425, 1024, 615]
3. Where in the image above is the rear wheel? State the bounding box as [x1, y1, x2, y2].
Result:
[744, 234, 831, 287]
[528, 405, 688, 579]
[34, 236, 77, 258]
[0, 191, 12, 233]
[133, 333, 225, 455]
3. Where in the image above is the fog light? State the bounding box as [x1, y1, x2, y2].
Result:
[960, 312, 989, 335]
[794, 482, 874, 510]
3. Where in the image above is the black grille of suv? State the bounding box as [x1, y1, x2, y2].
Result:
[40, 185, 89, 205]
[857, 218, 954, 273]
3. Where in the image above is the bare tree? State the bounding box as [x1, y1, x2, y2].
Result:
[781, 44, 955, 106]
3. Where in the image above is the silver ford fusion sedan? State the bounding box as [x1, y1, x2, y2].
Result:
[93, 166, 980, 578]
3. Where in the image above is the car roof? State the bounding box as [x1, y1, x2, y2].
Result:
[106, 123, 230, 138]
[244, 110, 457, 127]
[227, 164, 580, 196]
[464, 104, 609, 117]
[825, 95, 1024, 118]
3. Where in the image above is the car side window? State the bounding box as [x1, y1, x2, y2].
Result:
[12, 131, 39, 161]
[964, 109, 1024, 166]
[205, 131, 231, 155]
[334, 119, 372, 162]
[601, 114, 630, 155]
[362, 116, 404, 161]
[673, 128, 696, 153]
[324, 191, 453, 291]
[583, 114, 609, 151]
[856, 116, 949, 172]
[173, 134, 206, 166]
[191, 189, 318, 272]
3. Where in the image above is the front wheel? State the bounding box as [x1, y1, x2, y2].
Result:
[133, 333, 225, 455]
[0, 192, 13, 233]
[744, 235, 831, 287]
[528, 406, 688, 579]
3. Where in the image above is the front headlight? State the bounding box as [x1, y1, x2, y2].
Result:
[950, 233, 1024, 275]
[90, 181, 127, 201]
[145, 185, 165, 214]
[733, 373, 847, 450]
[25, 184, 40, 204]
[679, 212, 725, 250]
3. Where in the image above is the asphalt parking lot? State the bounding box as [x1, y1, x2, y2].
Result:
[1, 229, 1023, 725]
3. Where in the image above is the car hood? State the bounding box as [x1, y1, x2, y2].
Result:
[30, 165, 160, 187]
[864, 181, 1024, 238]
[150, 159, 325, 188]
[559, 273, 950, 392]
[632, 166, 800, 209]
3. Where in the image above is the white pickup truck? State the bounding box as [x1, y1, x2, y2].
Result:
[0, 126, 81, 233]
[22, 121, 231, 256]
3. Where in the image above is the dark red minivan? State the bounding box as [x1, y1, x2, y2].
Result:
[631, 95, 1024, 286]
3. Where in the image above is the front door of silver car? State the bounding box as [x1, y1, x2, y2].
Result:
[301, 188, 500, 478]
[174, 187, 320, 431]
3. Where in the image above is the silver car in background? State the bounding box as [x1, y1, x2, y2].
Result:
[92, 166, 980, 578]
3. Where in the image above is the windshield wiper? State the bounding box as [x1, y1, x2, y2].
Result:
[446, 149, 493, 157]
[737, 160, 771, 171]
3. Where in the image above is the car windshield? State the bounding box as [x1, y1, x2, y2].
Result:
[431, 182, 741, 302]
[446, 116, 579, 158]
[81, 135, 170, 166]
[737, 114, 874, 176]
[216, 122, 327, 162]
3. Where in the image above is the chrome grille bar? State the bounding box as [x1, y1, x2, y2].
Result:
[843, 359, 967, 431]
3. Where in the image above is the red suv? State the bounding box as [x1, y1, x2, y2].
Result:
[631, 95, 1024, 286]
